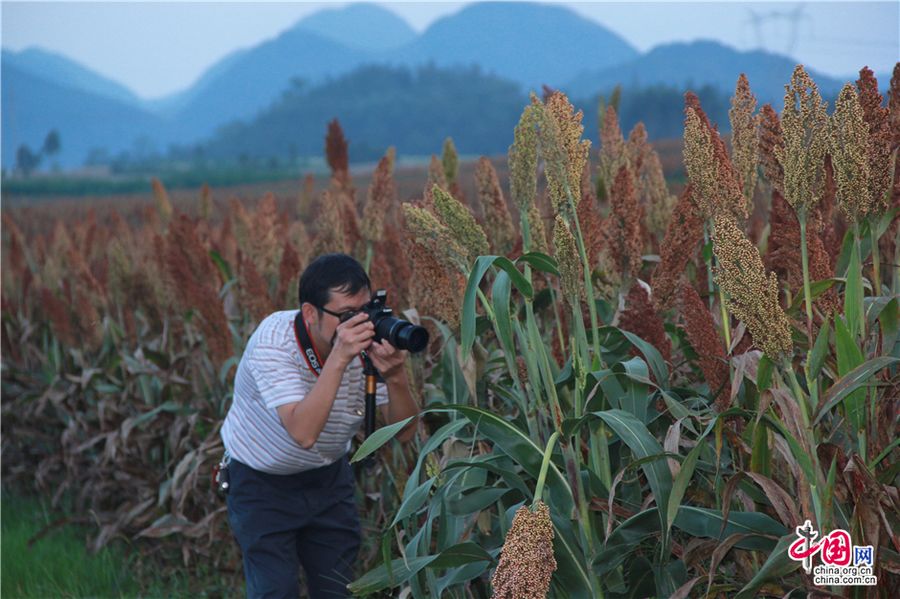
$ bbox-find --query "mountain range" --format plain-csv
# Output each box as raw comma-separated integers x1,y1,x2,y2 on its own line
2,2,859,170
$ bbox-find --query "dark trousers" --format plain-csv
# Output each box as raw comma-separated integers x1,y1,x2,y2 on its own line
226,456,361,599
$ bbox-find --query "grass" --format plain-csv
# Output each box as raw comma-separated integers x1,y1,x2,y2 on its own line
1,491,140,598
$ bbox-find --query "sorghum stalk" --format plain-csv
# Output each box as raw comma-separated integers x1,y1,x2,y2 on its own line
533,431,560,506
780,358,824,528
870,223,881,295
798,213,815,338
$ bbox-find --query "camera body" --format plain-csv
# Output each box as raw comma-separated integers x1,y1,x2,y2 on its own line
340,290,429,353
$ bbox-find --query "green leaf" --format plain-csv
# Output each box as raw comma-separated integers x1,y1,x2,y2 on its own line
448,405,574,515
787,278,837,314
391,478,435,526
844,239,863,340
348,542,490,595
673,506,785,551
444,457,532,499
814,356,899,425
594,509,660,577
209,249,233,281
733,534,800,599
832,315,866,430
461,256,497,362
756,355,773,392
491,256,533,299
666,440,706,538
594,409,672,547
614,357,652,423
516,251,560,275
615,328,670,389
879,297,899,357
834,228,855,277
428,542,493,568
350,416,415,463
491,271,516,357
461,256,533,362
142,348,170,370
875,206,900,238
447,487,512,516
808,318,831,381
597,326,669,390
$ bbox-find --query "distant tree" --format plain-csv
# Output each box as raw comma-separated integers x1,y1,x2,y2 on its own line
15,144,41,176
42,129,61,157
85,147,111,167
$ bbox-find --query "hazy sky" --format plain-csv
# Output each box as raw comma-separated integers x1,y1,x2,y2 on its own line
2,1,898,99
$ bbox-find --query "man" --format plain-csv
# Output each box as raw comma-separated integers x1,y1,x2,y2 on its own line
221,253,419,598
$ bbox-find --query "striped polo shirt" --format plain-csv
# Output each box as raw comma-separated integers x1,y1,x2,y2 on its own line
221,310,388,474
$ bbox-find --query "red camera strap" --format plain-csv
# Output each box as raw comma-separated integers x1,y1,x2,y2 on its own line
293,311,324,377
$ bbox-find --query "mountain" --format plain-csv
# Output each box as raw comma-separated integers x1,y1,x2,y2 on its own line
389,2,638,89
2,47,142,107
202,64,527,162
564,40,846,106
168,2,638,139
144,47,251,117
294,3,416,51
168,28,370,140
2,61,165,168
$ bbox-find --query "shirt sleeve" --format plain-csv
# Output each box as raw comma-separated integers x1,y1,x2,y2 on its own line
247,343,310,410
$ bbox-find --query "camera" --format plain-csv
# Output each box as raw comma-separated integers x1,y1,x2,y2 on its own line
340,290,429,353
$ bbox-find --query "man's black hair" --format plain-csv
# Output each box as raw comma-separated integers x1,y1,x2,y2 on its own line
298,253,371,309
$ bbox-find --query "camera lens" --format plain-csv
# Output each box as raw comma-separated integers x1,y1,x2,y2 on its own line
375,316,429,353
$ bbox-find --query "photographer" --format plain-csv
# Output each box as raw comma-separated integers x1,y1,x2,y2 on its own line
220,253,420,598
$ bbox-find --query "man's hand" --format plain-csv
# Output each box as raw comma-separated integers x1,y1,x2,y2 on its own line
331,312,374,366
367,340,408,381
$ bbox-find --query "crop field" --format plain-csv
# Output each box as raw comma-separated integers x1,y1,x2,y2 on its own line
2,66,899,598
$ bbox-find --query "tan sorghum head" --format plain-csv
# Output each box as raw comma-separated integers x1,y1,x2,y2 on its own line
325,118,349,179
599,105,627,188
151,177,173,227
442,137,459,187
679,281,729,411
402,202,469,273
432,185,489,265
652,184,705,311
509,103,540,212
831,83,871,221
312,190,347,255
490,501,557,599
642,149,677,241
729,74,760,214
407,235,465,330
683,107,719,219
546,92,590,198
553,215,584,307
711,211,793,358
249,193,282,281
606,165,643,278
758,104,785,194
527,204,550,255
362,153,396,244
475,157,517,255
428,154,448,191
618,281,672,363
778,65,829,215
856,67,893,215
684,95,747,221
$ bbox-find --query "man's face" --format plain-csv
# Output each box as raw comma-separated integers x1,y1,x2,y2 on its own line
309,287,371,353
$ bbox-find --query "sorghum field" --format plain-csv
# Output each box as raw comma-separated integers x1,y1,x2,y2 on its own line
3,64,899,598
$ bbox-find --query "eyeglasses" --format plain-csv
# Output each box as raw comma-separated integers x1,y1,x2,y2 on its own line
318,305,360,322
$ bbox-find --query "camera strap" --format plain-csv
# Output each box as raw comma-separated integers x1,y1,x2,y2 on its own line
293,310,368,377
293,311,324,377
